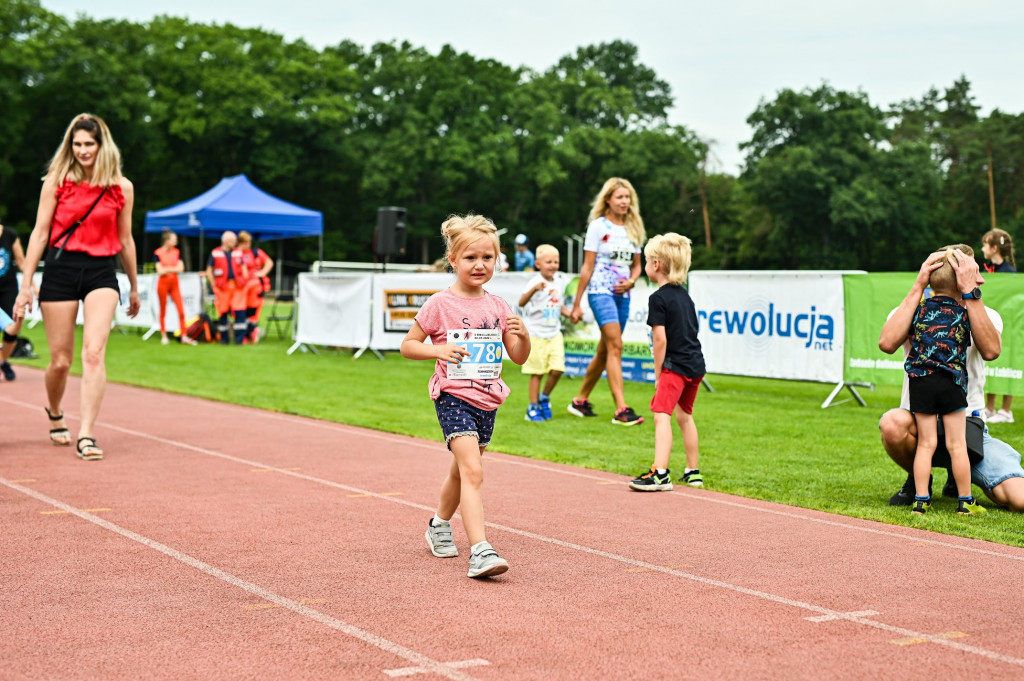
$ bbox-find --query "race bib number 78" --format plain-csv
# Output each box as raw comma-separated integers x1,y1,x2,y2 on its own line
446,329,503,379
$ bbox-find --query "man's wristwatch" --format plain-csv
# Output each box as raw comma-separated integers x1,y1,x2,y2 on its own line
962,287,982,300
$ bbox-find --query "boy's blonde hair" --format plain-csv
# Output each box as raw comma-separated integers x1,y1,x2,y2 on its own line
442,214,500,263
45,113,123,187
237,230,253,246
929,248,960,292
644,232,692,284
534,244,558,260
588,177,646,248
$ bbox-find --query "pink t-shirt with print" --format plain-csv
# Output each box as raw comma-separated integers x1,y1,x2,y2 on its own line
415,288,512,411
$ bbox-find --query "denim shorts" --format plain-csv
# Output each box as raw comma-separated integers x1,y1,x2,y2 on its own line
974,427,1024,490
434,392,496,448
588,292,630,330
881,408,1024,491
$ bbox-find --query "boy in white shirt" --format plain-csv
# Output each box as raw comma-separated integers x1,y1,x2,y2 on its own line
518,244,572,421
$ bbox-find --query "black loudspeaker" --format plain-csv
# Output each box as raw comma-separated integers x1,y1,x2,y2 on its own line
375,206,407,257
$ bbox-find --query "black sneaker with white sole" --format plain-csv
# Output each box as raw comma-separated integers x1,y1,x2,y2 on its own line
889,473,932,506
567,399,597,417
611,406,644,426
629,468,673,492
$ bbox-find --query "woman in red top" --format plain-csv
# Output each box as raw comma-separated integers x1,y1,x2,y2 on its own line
13,113,141,461
154,230,195,345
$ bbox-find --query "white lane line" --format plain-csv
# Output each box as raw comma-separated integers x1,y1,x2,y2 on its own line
5,396,1024,667
0,477,482,681
230,407,1024,563
13,418,1024,669
2,394,1019,561
384,659,490,678
806,610,880,622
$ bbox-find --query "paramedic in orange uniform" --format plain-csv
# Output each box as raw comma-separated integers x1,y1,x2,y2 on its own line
204,231,250,344
237,230,274,343
154,230,195,345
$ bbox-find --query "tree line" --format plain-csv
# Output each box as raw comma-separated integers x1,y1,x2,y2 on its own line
2,0,1021,275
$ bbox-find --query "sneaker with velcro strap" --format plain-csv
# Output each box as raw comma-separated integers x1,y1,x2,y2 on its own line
425,518,459,558
957,498,988,515
467,541,509,578
539,396,553,420
629,467,673,492
524,404,545,423
680,469,704,488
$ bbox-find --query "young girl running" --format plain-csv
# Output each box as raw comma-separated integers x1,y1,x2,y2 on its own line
401,214,531,578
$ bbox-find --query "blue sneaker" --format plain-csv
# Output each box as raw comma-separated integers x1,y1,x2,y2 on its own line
525,404,545,422
538,396,552,420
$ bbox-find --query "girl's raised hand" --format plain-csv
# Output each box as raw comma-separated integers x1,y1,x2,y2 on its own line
506,314,528,341
437,343,471,364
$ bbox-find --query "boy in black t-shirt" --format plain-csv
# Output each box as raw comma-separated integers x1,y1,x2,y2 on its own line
630,233,707,492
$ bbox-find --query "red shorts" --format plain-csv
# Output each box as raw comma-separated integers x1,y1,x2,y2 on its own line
650,369,703,415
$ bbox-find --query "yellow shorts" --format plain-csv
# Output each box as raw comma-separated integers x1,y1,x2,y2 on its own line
522,334,565,375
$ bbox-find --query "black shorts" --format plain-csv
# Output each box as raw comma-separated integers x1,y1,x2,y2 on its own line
38,254,119,303
0,284,15,316
908,370,967,415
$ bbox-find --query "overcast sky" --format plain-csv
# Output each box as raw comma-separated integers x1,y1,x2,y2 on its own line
44,0,1024,173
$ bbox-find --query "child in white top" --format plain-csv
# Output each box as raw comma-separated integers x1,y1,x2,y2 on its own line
401,214,531,578
518,244,572,421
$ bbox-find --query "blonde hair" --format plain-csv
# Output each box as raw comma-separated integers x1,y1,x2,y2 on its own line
237,230,253,246
644,232,692,285
535,244,559,260
442,214,500,263
929,248,959,292
588,177,646,248
983,228,1015,269
161,230,176,245
45,113,123,187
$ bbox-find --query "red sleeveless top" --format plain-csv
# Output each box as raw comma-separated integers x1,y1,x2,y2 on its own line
49,179,125,257
155,247,181,281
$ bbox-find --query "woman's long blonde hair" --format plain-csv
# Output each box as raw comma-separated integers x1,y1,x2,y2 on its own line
587,177,645,248
45,113,123,187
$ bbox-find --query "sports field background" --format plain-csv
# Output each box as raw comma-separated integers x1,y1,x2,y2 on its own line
8,315,1024,548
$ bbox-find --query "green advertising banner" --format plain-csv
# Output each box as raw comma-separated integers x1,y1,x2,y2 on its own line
844,272,1024,395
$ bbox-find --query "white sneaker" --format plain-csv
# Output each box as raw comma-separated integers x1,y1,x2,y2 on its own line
987,410,1010,423
997,409,1014,424
467,541,508,578
425,518,459,558
984,408,996,420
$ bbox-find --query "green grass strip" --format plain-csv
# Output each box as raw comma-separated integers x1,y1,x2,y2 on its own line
11,318,1024,548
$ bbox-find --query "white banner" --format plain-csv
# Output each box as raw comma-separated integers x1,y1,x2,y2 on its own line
689,271,847,383
368,271,537,351
125,273,204,332
295,273,372,348
19,272,202,330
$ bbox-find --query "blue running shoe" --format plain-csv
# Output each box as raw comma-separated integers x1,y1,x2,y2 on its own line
525,404,545,422
538,396,552,420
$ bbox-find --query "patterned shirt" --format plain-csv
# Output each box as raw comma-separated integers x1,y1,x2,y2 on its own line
905,295,971,393
583,217,641,296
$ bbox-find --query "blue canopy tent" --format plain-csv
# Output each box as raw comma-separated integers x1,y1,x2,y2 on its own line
144,174,323,290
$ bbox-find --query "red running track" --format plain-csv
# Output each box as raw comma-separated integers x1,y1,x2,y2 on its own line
2,368,1023,680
